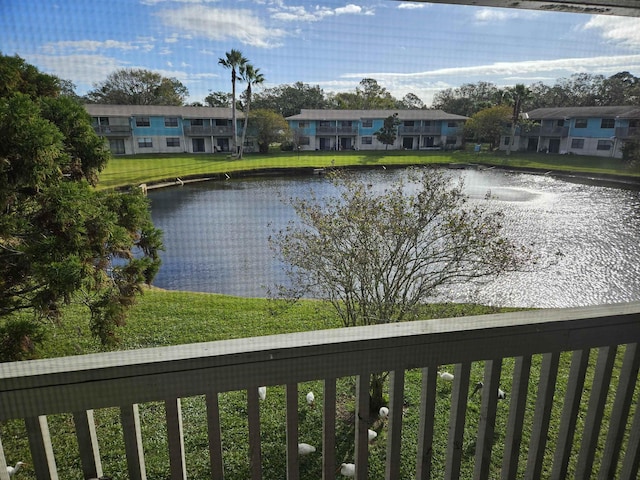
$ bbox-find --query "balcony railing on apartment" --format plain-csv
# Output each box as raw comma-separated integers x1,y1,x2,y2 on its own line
92,125,132,136
183,125,233,136
0,303,639,480
615,126,640,138
316,126,359,135
398,126,442,135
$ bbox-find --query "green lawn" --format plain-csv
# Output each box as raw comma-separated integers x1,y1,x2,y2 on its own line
98,149,639,190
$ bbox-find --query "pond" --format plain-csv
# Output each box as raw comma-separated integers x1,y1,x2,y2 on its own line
148,168,640,308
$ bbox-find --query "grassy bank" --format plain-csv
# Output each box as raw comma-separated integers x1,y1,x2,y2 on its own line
98,149,639,190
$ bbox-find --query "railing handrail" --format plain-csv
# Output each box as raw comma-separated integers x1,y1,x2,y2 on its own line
1,302,639,420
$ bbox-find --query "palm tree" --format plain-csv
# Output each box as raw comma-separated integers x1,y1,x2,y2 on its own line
218,49,248,156
238,63,265,158
505,84,531,156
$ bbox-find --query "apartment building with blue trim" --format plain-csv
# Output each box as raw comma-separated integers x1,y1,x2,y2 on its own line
286,109,468,151
85,104,248,155
501,106,640,158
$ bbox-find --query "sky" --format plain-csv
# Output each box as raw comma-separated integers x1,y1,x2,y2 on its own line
3,0,640,106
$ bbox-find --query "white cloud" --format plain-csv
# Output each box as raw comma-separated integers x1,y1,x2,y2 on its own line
157,6,285,48
270,3,373,22
583,15,640,49
397,2,428,9
24,53,127,88
42,39,139,54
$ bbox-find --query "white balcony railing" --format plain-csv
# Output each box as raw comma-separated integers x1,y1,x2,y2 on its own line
0,302,639,479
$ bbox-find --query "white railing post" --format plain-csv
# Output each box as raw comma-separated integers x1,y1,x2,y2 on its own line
285,383,299,480
444,363,471,480
501,355,531,479
120,404,147,480
205,391,225,479
247,387,262,480
322,378,337,480
385,369,405,480
73,410,103,479
25,415,58,480
416,366,437,480
473,360,502,480
165,398,187,480
354,374,369,480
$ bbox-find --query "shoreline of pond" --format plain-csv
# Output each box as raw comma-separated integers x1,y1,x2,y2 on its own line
140,162,640,192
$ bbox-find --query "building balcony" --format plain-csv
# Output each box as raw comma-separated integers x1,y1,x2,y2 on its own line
398,126,441,135
615,126,640,138
316,126,359,135
1,302,639,479
183,125,233,136
93,125,132,136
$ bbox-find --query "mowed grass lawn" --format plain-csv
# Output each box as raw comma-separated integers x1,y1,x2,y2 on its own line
98,148,639,190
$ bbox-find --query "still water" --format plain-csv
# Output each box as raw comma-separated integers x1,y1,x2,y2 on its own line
149,169,640,308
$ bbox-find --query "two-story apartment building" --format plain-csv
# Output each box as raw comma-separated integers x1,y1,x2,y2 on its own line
286,109,468,151
501,106,640,158
85,104,250,155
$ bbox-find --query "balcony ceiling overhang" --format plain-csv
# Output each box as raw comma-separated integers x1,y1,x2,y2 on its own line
394,1,640,17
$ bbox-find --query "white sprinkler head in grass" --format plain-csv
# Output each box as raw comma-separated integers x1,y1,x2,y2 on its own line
298,443,316,455
379,406,389,419
306,391,315,406
339,463,356,477
258,386,266,401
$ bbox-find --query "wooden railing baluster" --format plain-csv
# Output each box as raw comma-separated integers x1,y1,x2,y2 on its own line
354,374,370,480
550,348,590,480
473,359,502,480
524,352,560,480
416,366,437,480
73,410,103,480
598,343,640,480
501,355,531,480
444,363,470,480
120,404,147,480
205,391,225,479
322,378,337,480
385,369,405,480
165,398,187,480
0,432,11,480
247,387,262,480
25,415,58,480
575,346,617,478
285,383,299,480
619,391,640,480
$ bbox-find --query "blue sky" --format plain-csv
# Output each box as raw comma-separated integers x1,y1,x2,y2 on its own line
3,0,640,106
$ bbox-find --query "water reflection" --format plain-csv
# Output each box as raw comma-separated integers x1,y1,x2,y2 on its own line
149,169,640,308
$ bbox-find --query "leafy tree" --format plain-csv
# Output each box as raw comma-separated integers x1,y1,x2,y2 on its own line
271,168,531,411
503,84,532,155
248,109,290,153
600,71,640,105
621,135,640,171
329,78,398,110
238,63,265,158
375,113,400,149
398,92,426,109
252,82,329,118
86,68,188,105
219,49,249,156
464,105,511,150
0,55,162,357
204,91,232,107
431,81,501,116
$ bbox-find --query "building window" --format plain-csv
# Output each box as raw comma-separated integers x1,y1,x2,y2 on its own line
135,117,150,127
600,118,615,129
447,121,457,128
503,136,510,146
362,136,372,145
215,119,228,126
557,119,565,127
319,121,331,128
165,117,178,127
191,119,204,126
361,119,373,128
138,137,152,148
99,117,110,126
404,121,415,127
298,136,310,145
574,119,588,128
597,140,612,150
166,137,180,147
446,137,457,145
571,138,585,149
298,121,308,128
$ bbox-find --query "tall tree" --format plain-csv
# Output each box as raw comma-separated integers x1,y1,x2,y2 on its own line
330,78,398,110
86,68,188,105
398,92,426,109
238,63,265,158
431,81,501,116
464,105,511,150
375,113,400,149
504,84,532,155
271,168,531,410
204,91,232,107
252,82,328,117
248,109,290,153
0,55,162,357
219,49,249,156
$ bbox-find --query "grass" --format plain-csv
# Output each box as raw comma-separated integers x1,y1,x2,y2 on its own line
97,148,639,190
1,291,637,479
